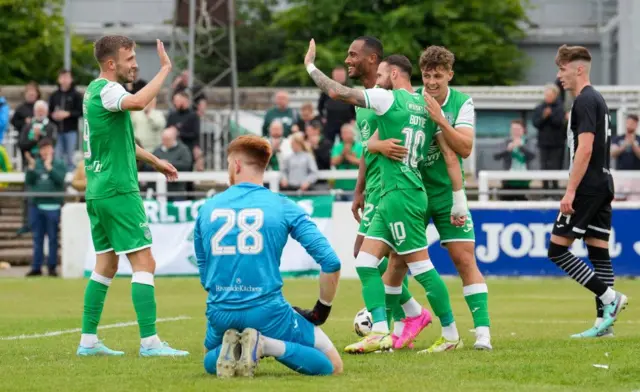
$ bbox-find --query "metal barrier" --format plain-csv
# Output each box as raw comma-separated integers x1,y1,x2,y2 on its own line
477,170,640,202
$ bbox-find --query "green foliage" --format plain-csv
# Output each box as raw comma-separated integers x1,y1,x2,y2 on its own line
0,0,95,85
248,0,529,86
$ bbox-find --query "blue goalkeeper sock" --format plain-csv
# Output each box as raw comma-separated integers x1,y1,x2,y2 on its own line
204,346,222,374
276,341,333,376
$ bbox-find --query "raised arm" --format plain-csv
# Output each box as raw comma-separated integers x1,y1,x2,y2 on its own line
304,39,367,107
120,40,172,111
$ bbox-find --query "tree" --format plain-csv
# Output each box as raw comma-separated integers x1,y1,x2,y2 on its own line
0,0,95,85
251,0,529,86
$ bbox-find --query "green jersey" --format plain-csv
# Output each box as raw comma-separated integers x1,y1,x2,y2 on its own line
83,79,139,200
417,87,475,197
363,88,440,196
354,104,380,193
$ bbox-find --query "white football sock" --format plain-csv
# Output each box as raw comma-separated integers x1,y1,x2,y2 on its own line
475,326,490,339
393,321,405,337
372,321,389,334
401,298,423,318
141,334,162,349
80,333,99,348
262,336,286,357
599,288,616,305
442,322,459,341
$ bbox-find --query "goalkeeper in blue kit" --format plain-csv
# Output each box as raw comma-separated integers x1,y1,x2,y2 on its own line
194,135,343,378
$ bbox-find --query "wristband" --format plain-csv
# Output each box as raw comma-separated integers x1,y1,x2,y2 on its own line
306,63,317,74
452,189,467,206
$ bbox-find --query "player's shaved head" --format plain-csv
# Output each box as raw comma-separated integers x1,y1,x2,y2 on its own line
381,55,412,77
355,36,383,63
94,35,135,64
227,135,272,171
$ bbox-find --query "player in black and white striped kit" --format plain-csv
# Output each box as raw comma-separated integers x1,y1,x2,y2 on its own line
548,45,628,338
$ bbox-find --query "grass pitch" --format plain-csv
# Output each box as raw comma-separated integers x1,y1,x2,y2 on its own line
0,277,638,392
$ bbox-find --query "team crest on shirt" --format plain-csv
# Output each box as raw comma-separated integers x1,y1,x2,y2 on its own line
359,120,371,140
444,112,454,124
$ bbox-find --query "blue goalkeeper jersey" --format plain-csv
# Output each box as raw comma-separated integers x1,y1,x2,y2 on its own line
194,182,341,310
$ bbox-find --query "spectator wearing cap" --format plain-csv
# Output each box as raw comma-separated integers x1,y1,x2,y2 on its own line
24,138,66,277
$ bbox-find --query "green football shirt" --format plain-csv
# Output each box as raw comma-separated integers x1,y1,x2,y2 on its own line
417,87,474,197
363,88,440,196
83,79,139,200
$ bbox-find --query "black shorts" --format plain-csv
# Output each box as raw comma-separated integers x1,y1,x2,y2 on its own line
551,192,613,241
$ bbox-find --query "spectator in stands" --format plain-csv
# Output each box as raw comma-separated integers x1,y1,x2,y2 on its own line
266,120,292,171
123,69,147,94
0,89,8,144
611,114,640,200
167,90,201,160
305,120,333,189
493,119,536,201
171,70,205,107
11,82,41,136
293,101,321,135
262,90,297,137
148,127,193,201
132,98,166,151
318,66,355,143
533,83,566,192
193,97,208,171
24,138,66,277
279,133,318,192
17,100,58,236
19,100,58,158
331,123,363,201
49,69,83,172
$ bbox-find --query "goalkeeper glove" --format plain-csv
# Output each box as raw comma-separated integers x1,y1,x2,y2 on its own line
293,299,332,326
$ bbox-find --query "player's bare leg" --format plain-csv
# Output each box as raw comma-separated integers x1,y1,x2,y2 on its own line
345,238,393,354
548,234,627,338
128,248,189,356
78,251,124,356
447,242,491,350
383,254,431,349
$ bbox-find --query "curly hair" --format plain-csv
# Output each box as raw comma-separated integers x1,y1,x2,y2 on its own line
419,46,455,72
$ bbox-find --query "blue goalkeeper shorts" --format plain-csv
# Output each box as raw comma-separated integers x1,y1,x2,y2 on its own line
204,298,316,350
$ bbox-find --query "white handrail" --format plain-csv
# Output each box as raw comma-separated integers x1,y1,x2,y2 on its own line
0,169,360,207
477,170,640,202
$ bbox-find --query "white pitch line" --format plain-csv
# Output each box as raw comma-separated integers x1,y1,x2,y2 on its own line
0,316,192,341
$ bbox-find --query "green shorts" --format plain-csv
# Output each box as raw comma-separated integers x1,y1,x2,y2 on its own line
426,191,475,245
366,189,428,255
86,192,152,255
357,187,382,236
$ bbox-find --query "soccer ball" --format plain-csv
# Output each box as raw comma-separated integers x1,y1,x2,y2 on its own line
353,307,373,337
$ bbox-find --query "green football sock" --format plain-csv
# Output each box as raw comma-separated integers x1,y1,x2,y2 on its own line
131,272,157,339
81,275,111,334
377,257,408,322
356,266,387,323
464,284,491,328
410,261,455,327
385,286,402,327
